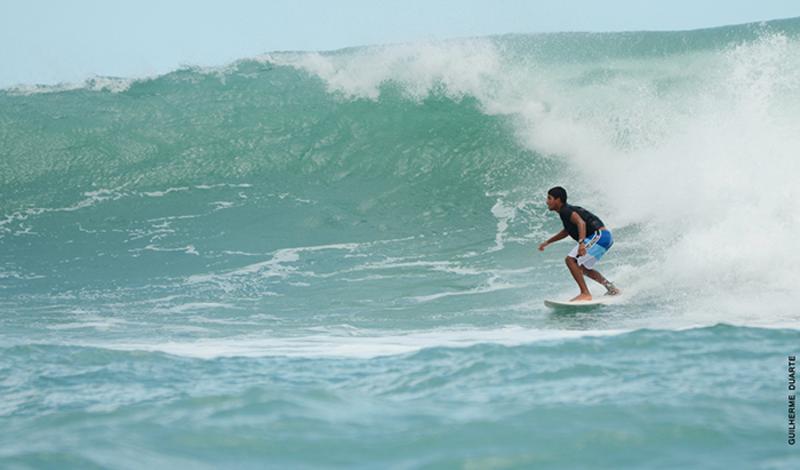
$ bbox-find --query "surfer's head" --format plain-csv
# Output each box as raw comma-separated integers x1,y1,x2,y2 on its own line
547,186,567,210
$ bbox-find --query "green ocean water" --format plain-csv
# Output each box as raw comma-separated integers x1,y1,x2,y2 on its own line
1,18,799,469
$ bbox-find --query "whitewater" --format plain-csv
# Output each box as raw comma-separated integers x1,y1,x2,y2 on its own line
1,18,799,468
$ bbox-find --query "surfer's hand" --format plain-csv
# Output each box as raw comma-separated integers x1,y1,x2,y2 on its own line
538,242,548,251
577,244,587,256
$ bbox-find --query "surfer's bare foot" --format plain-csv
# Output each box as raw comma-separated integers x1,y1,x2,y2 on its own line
570,293,592,302
604,287,621,296
603,281,620,296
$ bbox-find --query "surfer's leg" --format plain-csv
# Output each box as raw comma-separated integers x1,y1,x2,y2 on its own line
581,266,607,284
580,266,620,295
565,256,592,301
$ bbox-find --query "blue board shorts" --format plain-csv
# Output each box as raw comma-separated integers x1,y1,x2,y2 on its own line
568,229,613,270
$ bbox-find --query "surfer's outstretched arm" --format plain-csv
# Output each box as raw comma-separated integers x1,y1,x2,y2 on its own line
539,229,568,251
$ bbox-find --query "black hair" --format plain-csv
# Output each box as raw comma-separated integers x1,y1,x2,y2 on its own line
547,186,567,203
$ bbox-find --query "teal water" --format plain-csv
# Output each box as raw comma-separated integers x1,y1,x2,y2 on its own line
2,18,800,468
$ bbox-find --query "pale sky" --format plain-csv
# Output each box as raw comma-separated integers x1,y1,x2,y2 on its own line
0,0,798,88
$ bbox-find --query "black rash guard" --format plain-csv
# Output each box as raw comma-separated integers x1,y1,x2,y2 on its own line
558,204,605,241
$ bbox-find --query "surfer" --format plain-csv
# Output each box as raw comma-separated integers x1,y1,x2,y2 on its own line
539,186,620,301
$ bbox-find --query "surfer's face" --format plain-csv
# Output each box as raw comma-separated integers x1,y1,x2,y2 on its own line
546,194,561,211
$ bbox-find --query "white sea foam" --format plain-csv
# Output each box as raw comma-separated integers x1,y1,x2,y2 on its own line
132,244,199,256
0,179,142,238
265,39,502,102
486,192,525,253
350,258,483,276
409,275,525,303
5,76,137,95
46,314,131,332
141,187,190,197
186,242,360,286
186,236,423,287
87,326,631,359
0,179,253,239
162,302,239,314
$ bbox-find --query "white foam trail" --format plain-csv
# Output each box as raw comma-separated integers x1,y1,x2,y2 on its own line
162,302,239,314
46,314,132,332
348,258,483,276
186,242,359,285
0,177,142,235
85,326,631,359
186,236,423,286
0,179,252,238
132,244,199,256
409,275,524,303
141,187,190,197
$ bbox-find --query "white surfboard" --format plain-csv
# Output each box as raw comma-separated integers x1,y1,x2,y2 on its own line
544,296,617,310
